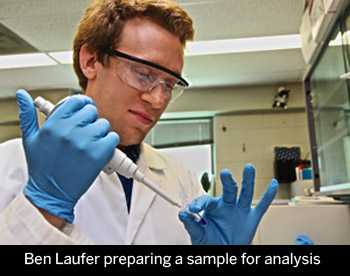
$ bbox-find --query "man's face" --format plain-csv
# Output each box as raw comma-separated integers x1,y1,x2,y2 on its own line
84,17,184,147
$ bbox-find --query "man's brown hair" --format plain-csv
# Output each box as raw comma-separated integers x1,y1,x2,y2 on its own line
73,0,195,91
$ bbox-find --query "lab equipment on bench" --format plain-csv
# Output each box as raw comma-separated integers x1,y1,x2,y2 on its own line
34,96,207,226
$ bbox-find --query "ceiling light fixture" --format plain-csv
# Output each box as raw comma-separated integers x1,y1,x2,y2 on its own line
0,34,302,69
48,51,73,64
0,53,57,69
184,34,302,56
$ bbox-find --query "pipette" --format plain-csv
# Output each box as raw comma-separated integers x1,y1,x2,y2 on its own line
33,96,182,209
34,96,208,225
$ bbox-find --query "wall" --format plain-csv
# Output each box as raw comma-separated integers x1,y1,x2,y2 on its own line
0,97,21,142
165,82,310,199
214,110,309,199
165,83,306,117
0,89,74,142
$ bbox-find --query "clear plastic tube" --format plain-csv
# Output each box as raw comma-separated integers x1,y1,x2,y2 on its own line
182,204,207,226
179,192,207,226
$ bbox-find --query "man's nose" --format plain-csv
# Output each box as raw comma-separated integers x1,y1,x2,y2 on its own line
141,82,166,108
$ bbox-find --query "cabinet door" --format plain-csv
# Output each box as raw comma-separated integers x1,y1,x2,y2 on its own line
310,18,350,189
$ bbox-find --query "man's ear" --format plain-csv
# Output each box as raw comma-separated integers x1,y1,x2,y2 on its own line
79,44,98,80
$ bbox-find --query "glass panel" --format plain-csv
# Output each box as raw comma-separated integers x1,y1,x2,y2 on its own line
310,20,350,189
144,118,213,148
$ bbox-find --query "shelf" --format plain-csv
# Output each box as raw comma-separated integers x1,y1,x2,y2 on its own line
0,120,20,126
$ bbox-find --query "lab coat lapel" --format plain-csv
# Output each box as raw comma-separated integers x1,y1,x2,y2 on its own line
123,143,167,245
124,167,163,244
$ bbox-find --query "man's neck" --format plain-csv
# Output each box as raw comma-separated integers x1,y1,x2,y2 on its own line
118,145,128,152
118,144,141,163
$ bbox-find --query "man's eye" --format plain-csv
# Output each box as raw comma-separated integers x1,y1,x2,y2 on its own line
166,78,178,89
132,65,155,82
136,71,152,81
164,82,174,90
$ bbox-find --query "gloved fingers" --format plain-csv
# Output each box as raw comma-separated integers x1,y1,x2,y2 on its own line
254,179,278,216
80,118,118,161
75,104,99,125
51,94,94,119
16,89,39,143
90,118,112,138
98,131,119,154
238,163,255,210
188,195,219,213
178,210,206,243
220,169,238,204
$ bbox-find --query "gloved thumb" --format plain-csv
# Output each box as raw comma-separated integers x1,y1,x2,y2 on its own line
16,89,39,143
178,210,205,244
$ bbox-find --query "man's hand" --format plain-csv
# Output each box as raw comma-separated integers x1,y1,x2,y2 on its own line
179,164,278,245
16,90,119,224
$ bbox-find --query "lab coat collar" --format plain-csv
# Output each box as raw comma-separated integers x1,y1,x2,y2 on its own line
139,142,167,170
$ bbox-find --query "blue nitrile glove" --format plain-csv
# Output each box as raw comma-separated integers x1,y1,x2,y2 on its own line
295,235,314,245
179,164,278,245
16,90,119,223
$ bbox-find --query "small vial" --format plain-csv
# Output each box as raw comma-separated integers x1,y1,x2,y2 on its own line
179,192,207,227
183,205,207,226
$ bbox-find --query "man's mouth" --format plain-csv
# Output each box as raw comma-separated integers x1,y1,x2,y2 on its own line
129,110,154,125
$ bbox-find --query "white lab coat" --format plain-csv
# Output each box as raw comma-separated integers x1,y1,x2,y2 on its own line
0,139,205,245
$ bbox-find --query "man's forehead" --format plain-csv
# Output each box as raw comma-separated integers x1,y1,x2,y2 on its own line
117,17,184,72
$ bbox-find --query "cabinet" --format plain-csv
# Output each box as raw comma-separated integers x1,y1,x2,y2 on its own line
305,7,350,198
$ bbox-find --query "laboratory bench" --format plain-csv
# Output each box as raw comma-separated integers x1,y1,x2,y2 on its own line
252,203,350,245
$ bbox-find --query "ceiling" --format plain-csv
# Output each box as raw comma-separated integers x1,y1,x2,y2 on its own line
0,0,306,99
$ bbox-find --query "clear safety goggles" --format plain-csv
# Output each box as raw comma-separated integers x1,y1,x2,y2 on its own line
103,48,189,102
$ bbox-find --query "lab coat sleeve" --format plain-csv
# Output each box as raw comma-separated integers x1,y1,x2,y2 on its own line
0,139,94,245
0,192,94,245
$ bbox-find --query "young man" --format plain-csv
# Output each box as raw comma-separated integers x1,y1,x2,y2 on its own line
0,0,278,245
